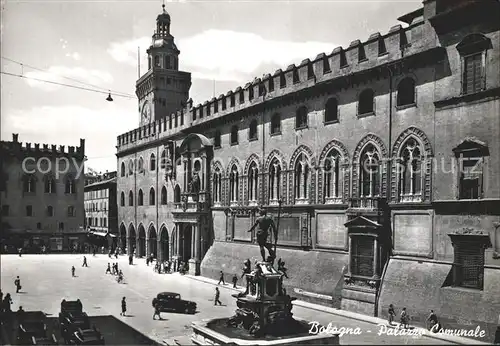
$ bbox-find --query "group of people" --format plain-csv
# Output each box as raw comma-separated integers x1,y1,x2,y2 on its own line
105,262,124,283
388,305,440,331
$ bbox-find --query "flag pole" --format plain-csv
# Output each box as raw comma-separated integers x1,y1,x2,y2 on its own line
138,46,140,79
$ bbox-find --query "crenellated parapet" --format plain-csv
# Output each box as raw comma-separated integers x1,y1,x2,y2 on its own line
1,133,85,159
117,5,438,153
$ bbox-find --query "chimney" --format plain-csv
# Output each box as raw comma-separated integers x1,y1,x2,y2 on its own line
12,133,19,143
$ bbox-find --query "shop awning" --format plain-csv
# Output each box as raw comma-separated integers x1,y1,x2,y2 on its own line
87,231,117,238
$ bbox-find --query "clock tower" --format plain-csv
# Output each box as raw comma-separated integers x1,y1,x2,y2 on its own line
136,4,191,126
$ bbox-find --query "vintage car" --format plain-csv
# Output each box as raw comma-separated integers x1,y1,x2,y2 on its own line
68,327,105,345
30,335,58,345
152,292,196,314
59,299,90,342
17,320,49,344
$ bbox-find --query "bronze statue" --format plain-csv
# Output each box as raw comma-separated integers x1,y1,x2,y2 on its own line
248,207,277,262
277,258,288,278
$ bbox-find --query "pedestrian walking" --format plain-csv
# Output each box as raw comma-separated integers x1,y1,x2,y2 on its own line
18,248,22,257
106,263,111,274
128,254,133,265
152,300,162,320
71,266,76,277
427,310,439,331
388,304,396,325
82,256,88,267
3,293,13,313
116,263,119,274
232,274,238,288
217,271,225,285
400,307,409,329
92,247,96,256
214,287,222,306
120,297,127,316
14,276,21,293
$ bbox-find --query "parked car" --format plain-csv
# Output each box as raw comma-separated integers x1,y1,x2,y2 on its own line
17,320,48,344
59,299,90,343
152,292,196,314
30,334,58,345
68,327,105,345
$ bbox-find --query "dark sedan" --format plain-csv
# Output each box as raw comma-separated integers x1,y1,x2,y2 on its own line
68,327,105,345
152,292,196,314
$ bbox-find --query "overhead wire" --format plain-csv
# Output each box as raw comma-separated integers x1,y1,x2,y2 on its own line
1,56,137,99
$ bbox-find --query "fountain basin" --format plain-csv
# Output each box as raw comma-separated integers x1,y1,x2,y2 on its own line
191,318,339,345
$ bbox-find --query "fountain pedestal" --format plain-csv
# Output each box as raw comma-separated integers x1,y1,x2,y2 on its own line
191,261,339,345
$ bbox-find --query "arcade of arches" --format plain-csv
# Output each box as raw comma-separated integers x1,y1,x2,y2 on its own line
121,223,171,262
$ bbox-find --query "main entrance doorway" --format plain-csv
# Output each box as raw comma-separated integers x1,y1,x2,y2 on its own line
179,225,192,263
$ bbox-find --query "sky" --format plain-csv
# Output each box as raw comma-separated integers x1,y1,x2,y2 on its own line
0,0,421,174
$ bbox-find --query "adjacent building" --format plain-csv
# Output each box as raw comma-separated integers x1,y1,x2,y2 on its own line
116,0,500,341
84,171,118,250
0,134,86,252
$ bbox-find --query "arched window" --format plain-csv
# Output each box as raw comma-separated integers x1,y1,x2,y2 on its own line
249,120,258,140
397,78,416,107
138,189,144,206
129,160,134,175
120,192,125,206
129,191,134,206
229,165,239,204
456,34,491,95
358,89,375,115
323,150,342,203
149,187,155,205
325,98,338,123
161,186,167,205
174,185,181,203
214,130,221,148
154,55,160,67
65,177,76,194
271,114,281,135
138,157,144,173
268,158,281,204
160,150,166,169
359,144,381,197
45,176,56,194
121,162,125,177
294,153,309,203
231,125,239,145
398,138,422,202
24,175,36,193
150,153,156,171
213,168,222,203
295,106,308,129
248,162,258,204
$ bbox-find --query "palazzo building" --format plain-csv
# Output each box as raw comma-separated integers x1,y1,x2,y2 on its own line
116,1,500,340
0,134,86,252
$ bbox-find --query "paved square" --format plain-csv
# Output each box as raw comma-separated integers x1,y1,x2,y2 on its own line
1,254,455,345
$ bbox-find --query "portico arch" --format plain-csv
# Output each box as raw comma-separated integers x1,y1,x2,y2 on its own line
160,226,169,262
148,225,157,258
138,224,146,257
119,223,127,252
128,224,136,256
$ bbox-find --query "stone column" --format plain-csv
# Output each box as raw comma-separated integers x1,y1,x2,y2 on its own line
373,237,379,278
157,238,162,262
300,164,306,199
189,223,201,275
274,166,279,200
183,158,188,192
201,153,207,191
347,236,352,275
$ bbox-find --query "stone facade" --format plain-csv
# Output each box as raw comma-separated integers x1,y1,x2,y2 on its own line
0,134,86,252
116,1,500,341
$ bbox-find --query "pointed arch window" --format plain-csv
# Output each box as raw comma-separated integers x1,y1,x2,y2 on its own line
24,175,36,193
398,138,423,202
229,165,239,205
149,187,155,205
268,159,281,205
129,191,134,206
174,185,181,203
129,160,134,175
150,153,156,171
248,162,259,205
65,177,76,194
359,144,381,198
213,168,222,204
294,153,310,204
323,150,342,203
161,186,167,205
214,130,221,148
120,192,125,207
45,176,56,194
138,157,144,173
138,189,144,206
121,162,126,177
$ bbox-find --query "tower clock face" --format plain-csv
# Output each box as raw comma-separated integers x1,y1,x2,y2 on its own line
142,102,151,123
